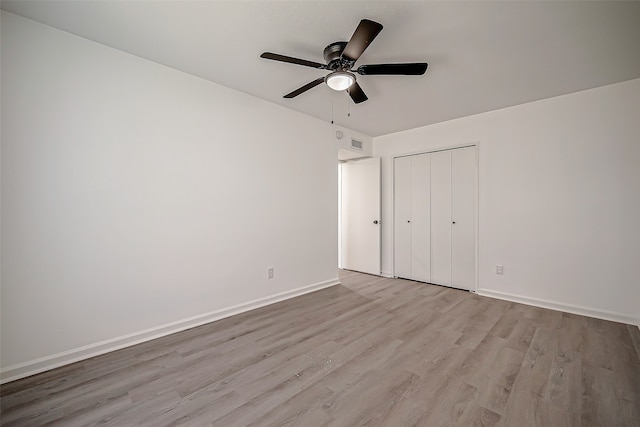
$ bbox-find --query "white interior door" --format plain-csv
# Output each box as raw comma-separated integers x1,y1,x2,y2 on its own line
430,150,452,286
341,157,381,275
393,156,412,278
451,147,477,290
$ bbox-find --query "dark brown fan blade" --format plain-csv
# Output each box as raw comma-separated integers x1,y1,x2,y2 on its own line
347,82,368,104
260,52,327,69
341,19,383,62
283,77,325,98
357,63,428,75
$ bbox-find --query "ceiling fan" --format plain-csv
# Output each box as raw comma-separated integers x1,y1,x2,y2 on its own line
260,19,428,104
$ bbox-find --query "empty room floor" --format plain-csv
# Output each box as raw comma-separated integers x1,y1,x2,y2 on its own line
1,270,639,426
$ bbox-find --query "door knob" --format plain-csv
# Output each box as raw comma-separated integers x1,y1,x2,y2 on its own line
452,221,456,224
373,220,379,224
407,220,411,223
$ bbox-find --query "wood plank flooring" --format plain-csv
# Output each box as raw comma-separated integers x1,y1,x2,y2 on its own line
1,270,639,426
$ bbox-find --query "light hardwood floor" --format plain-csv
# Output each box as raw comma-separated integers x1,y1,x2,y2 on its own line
1,270,639,426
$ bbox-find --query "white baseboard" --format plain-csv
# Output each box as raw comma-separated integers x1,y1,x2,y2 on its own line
380,271,394,278
477,288,639,326
1,278,340,384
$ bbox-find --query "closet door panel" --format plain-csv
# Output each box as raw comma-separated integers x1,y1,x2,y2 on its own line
451,147,476,290
410,153,431,283
430,150,452,286
393,156,412,279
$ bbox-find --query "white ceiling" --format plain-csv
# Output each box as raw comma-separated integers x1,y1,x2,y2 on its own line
3,1,640,137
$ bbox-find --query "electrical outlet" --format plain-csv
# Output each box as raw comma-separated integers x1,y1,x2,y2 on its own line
496,265,504,275
267,267,274,279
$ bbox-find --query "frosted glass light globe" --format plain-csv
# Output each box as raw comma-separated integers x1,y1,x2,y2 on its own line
325,71,355,91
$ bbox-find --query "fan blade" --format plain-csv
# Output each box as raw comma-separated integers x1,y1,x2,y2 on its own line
260,52,327,69
347,82,368,104
357,63,428,75
284,77,325,98
341,19,383,62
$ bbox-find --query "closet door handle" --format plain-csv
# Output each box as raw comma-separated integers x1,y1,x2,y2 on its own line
373,220,379,224
452,221,456,224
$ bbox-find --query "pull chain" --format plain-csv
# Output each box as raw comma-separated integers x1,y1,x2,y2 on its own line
331,94,334,124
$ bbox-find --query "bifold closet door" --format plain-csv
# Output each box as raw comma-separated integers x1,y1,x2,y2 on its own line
394,146,475,290
394,154,431,282
451,147,476,290
393,156,412,279
410,154,431,282
430,150,452,286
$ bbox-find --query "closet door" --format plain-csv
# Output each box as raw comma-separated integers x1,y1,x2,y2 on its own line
393,156,412,279
410,153,431,282
430,150,452,286
451,147,476,290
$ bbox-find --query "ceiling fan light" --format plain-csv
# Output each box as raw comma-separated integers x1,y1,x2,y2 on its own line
325,71,355,91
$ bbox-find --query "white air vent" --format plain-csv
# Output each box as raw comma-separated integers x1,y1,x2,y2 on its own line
351,139,363,150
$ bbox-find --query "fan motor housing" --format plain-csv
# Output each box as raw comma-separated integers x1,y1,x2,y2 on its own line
324,42,353,70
